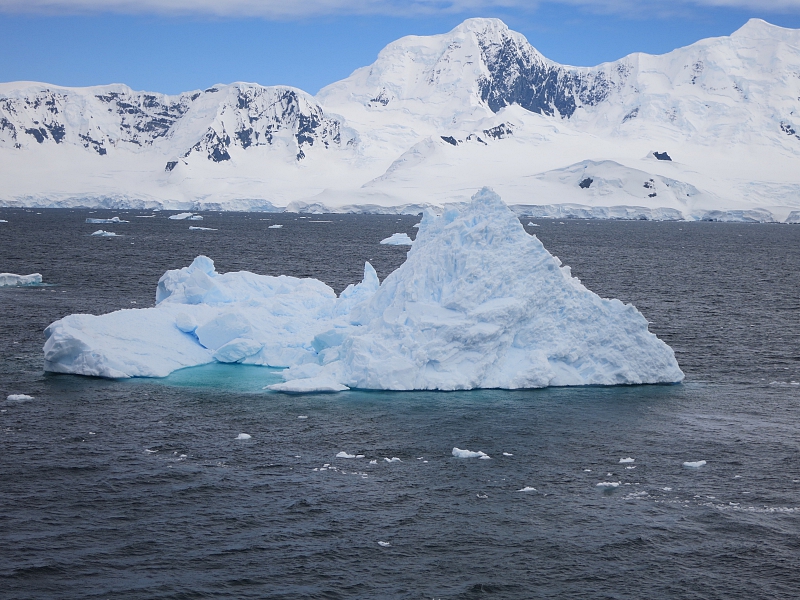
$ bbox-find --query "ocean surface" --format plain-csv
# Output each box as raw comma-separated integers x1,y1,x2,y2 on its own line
1,209,799,599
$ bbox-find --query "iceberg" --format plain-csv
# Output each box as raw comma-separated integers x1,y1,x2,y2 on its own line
91,230,119,237
380,233,414,245
169,212,195,220
43,188,684,390
86,217,129,224
1,273,42,287
189,226,217,231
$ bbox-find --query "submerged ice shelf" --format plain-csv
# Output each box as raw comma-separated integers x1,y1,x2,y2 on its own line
43,188,684,390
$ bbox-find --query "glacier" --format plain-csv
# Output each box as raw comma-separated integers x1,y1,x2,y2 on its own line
43,188,683,390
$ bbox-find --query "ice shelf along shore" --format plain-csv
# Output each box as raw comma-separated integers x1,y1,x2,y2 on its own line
43,188,684,390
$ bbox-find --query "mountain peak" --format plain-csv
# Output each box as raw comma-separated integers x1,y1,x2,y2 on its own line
731,18,799,40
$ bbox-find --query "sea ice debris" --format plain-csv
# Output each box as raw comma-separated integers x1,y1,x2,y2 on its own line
189,226,217,231
452,447,490,459
169,212,194,220
297,415,308,419
236,433,252,440
596,481,621,488
518,486,537,492
268,224,283,229
91,230,119,237
619,457,635,463
380,232,413,245
683,460,707,468
6,394,34,401
267,377,349,393
503,452,513,456
0,273,42,287
86,217,129,223
384,457,401,462
336,451,356,459
378,541,391,547
527,222,539,227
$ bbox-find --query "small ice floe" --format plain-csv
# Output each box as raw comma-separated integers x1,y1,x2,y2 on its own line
662,487,672,491
189,226,217,231
0,219,7,223
268,224,283,229
384,457,401,463
377,541,391,547
596,481,621,489
583,469,592,472
85,217,129,224
6,394,34,401
476,493,488,499
336,451,358,459
145,449,158,454
369,460,377,465
412,223,420,228
619,457,635,464
188,215,203,221
89,432,96,435
626,466,636,470
236,433,252,440
452,447,490,459
0,273,42,287
297,415,308,420
380,233,413,246
417,456,424,460
527,222,539,227
734,475,741,478
266,378,349,393
91,230,119,237
517,486,537,492
683,460,707,468
135,215,156,218
169,212,195,220
503,452,513,456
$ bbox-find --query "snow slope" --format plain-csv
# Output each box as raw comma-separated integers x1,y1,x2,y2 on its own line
3,19,800,220
43,188,683,390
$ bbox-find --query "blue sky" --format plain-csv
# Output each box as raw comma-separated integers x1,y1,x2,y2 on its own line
1,1,800,94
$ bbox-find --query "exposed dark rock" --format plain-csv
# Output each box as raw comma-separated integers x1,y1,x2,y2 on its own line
654,151,672,161
25,127,47,143
441,135,459,146
165,160,178,172
579,177,593,189
623,107,639,123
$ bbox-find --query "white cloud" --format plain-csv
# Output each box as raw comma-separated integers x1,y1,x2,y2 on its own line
0,0,798,17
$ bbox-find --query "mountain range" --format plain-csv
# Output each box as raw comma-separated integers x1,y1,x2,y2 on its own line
2,17,800,222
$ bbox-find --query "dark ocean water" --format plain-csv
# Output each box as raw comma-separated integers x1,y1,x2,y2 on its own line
1,209,799,599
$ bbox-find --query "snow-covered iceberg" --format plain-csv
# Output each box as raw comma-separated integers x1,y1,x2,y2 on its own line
380,233,414,246
1,273,42,287
43,188,683,389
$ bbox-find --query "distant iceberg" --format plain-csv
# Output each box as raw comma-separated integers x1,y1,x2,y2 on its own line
43,188,684,390
1,273,43,287
380,232,414,245
91,230,119,237
86,217,129,224
169,212,195,220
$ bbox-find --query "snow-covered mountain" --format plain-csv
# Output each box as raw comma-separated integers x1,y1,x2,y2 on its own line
2,18,800,220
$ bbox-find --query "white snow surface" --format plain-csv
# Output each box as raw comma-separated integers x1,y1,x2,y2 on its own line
2,19,800,220
43,188,684,390
0,273,42,287
380,232,414,245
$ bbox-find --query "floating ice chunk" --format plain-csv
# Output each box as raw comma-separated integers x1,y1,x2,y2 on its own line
336,451,356,459
268,224,283,229
169,212,194,220
584,469,592,472
527,222,539,227
596,481,621,488
91,230,119,237
369,460,377,464
86,217,129,224
44,188,683,387
189,226,217,231
188,215,203,221
297,415,308,419
236,433,252,440
0,219,7,223
377,541,391,547
384,457,401,462
356,454,365,458
6,394,34,401
503,452,513,456
0,273,42,287
683,460,707,468
619,457,635,463
380,232,413,245
452,447,490,459
266,377,349,393
626,466,636,470
517,486,537,492
662,487,672,491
